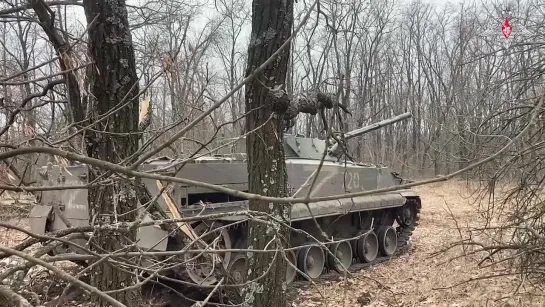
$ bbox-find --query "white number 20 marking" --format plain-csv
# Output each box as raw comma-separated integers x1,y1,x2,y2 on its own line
344,171,360,190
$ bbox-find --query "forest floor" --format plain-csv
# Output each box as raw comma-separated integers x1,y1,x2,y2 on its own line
291,181,545,307
1,181,544,306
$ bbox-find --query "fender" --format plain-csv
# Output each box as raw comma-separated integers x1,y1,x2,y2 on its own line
29,205,53,235
399,189,420,199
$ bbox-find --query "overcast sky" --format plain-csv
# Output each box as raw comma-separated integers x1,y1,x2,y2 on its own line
66,0,455,33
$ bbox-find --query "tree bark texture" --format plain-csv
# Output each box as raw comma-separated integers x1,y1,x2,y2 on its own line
82,0,141,304
243,0,294,306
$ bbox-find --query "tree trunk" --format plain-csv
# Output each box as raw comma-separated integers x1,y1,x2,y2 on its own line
82,0,141,304
243,0,294,306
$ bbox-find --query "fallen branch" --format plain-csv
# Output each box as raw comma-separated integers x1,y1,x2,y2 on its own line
0,285,33,307
0,246,126,307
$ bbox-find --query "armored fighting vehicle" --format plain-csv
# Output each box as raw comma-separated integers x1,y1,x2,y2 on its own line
29,112,421,286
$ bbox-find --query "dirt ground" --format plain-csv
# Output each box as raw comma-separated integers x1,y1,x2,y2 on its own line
293,181,545,307
1,182,545,307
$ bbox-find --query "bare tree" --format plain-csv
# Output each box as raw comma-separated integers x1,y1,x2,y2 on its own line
242,0,294,305
76,0,144,304
1,0,545,306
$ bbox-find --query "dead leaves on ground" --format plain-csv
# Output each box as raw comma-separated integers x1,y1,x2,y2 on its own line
291,182,545,307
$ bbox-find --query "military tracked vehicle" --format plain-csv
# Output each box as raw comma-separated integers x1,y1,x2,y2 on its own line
29,112,421,286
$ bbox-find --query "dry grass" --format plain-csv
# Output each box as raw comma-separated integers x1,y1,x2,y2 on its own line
293,180,545,307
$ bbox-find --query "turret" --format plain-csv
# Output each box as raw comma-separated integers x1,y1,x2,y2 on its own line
283,112,412,161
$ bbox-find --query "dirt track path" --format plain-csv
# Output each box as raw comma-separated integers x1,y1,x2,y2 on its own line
293,181,545,307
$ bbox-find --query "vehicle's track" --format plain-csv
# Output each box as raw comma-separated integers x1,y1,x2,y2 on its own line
291,199,421,286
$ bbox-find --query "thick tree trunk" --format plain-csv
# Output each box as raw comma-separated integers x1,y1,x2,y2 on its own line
82,0,141,304
243,0,294,306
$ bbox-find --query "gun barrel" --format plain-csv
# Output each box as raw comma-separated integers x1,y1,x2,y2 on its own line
328,112,412,155
343,112,412,141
